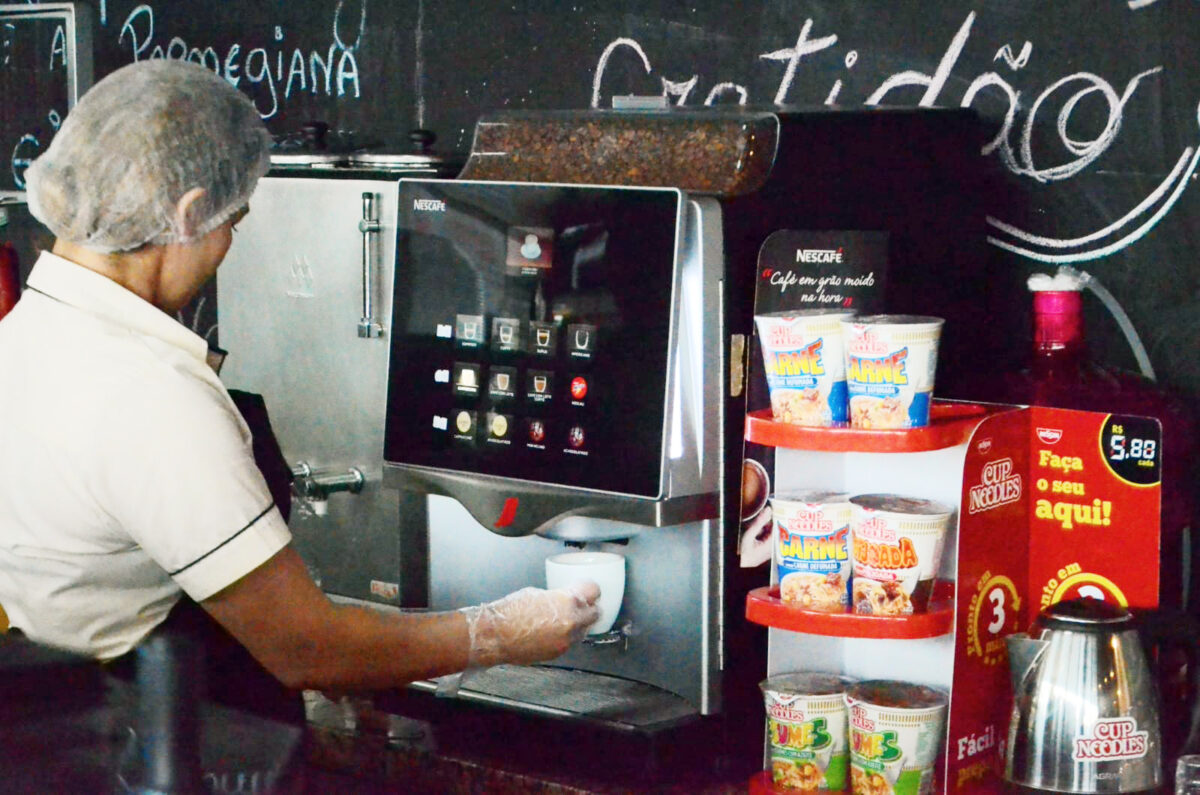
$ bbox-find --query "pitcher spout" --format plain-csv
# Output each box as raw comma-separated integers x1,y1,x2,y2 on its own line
1005,633,1048,694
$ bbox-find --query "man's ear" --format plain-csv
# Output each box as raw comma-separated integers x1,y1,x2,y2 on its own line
173,187,208,240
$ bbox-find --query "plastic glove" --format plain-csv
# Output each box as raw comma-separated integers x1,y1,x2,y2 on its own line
460,582,601,668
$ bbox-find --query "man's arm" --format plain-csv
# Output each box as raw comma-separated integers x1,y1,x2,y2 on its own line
200,544,598,691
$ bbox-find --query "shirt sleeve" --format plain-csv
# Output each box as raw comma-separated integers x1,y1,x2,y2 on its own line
101,374,292,602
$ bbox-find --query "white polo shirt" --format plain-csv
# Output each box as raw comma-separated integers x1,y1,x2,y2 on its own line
0,251,291,660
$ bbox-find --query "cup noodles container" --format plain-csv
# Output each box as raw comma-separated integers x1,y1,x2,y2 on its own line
755,310,855,427
772,491,853,612
761,672,854,791
846,680,948,795
849,495,952,615
841,315,944,429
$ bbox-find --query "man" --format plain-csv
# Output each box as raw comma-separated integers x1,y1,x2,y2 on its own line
0,59,598,722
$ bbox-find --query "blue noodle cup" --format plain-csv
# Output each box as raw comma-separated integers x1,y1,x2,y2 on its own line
772,490,853,613
842,315,944,429
755,310,855,427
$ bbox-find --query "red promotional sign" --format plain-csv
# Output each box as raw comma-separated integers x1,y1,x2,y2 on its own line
945,406,1161,792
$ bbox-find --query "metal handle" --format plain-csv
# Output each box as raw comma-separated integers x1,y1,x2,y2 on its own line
358,192,383,338
291,460,366,501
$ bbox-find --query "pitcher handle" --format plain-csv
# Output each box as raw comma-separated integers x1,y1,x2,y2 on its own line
1133,608,1200,758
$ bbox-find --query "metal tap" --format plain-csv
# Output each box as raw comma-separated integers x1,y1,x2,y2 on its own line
582,619,634,651
291,461,365,516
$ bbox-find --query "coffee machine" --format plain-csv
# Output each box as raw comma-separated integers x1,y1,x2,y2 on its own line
380,179,726,725
217,107,990,779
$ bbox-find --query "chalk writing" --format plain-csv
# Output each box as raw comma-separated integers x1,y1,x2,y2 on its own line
590,9,1196,266
118,5,361,120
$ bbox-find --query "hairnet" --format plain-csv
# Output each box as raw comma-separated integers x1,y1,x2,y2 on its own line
25,59,271,253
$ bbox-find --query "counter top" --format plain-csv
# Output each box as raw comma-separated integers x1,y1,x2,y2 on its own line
302,691,754,794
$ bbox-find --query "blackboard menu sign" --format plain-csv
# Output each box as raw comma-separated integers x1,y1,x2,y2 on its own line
0,3,93,197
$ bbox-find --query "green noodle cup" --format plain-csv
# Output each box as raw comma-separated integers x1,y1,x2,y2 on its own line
845,680,948,795
761,673,853,791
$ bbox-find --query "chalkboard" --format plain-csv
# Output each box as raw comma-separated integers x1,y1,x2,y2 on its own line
0,3,92,196
5,1,1200,398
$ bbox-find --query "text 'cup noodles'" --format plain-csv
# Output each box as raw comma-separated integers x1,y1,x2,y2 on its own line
846,680,948,795
755,310,855,427
772,491,853,613
850,494,952,615
841,315,944,429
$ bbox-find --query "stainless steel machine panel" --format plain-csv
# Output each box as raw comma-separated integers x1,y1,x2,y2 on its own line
217,176,406,604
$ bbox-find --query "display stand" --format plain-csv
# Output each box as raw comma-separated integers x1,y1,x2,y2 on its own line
743,400,1162,793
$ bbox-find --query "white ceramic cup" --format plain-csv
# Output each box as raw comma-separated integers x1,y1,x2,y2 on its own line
545,551,625,635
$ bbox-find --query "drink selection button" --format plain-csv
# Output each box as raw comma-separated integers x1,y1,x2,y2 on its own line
565,423,588,455
486,412,513,446
453,362,482,397
567,323,596,360
569,375,589,405
525,418,548,448
455,314,486,349
452,410,478,445
529,322,557,357
491,317,522,353
526,370,554,404
489,366,517,401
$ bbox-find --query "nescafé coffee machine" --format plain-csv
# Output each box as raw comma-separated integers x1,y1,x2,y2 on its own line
382,179,726,725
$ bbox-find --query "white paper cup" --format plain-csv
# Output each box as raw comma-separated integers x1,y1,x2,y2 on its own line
842,315,944,429
545,551,625,635
756,310,855,427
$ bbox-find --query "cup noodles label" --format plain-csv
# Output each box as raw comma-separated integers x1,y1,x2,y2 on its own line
842,317,943,429
763,687,849,791
756,312,853,427
773,495,853,612
1073,718,1149,762
847,690,947,795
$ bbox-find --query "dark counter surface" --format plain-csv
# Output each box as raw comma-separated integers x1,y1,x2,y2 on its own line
302,691,754,794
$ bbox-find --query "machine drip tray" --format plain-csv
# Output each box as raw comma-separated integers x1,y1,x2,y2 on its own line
409,665,700,733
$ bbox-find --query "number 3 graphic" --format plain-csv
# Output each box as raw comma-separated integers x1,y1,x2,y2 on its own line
987,587,1006,634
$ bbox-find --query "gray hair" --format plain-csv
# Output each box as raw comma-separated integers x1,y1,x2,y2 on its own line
25,59,271,253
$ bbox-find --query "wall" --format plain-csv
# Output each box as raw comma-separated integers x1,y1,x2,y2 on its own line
4,0,1200,397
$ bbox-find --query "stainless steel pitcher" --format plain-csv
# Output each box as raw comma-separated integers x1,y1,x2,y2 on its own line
1005,597,1161,793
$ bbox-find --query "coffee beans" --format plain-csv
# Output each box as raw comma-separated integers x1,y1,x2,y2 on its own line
460,111,778,197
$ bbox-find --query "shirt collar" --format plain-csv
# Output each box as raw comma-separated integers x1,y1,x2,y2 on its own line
25,251,210,365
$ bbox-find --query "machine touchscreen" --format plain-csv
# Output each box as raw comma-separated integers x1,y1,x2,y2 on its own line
383,180,683,498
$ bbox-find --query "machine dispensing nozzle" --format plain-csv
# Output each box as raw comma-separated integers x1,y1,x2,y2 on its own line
582,620,634,650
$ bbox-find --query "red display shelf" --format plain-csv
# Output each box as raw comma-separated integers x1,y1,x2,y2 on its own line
745,580,956,639
748,770,783,795
744,399,1011,453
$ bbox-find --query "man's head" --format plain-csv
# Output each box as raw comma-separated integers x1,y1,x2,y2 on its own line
25,59,270,254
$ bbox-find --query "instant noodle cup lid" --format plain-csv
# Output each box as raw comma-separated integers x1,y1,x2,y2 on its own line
756,309,857,319
772,489,851,505
846,679,947,710
850,493,952,517
761,672,853,697
845,314,944,327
